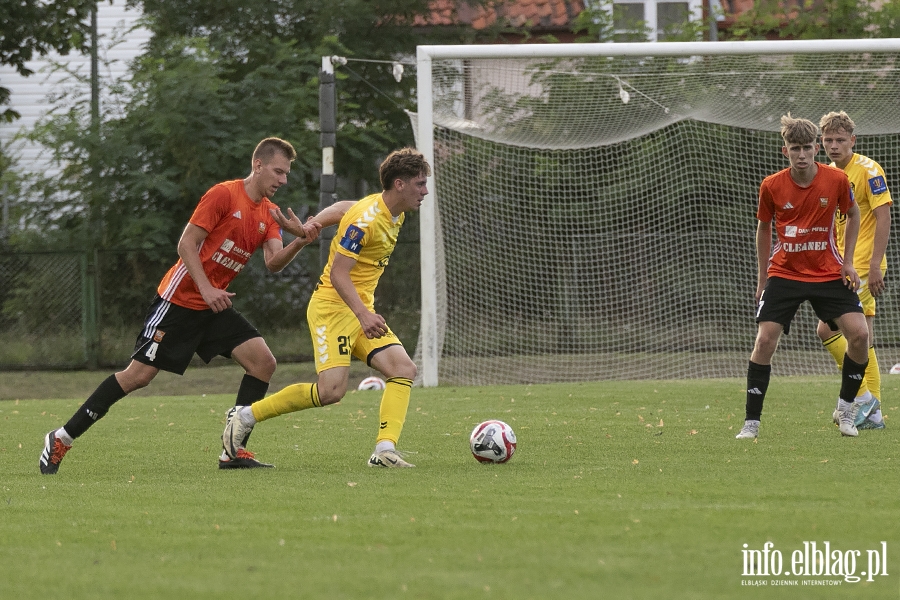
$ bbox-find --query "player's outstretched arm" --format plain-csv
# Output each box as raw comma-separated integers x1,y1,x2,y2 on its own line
311,200,355,228
270,207,322,241
263,209,323,273
263,232,318,273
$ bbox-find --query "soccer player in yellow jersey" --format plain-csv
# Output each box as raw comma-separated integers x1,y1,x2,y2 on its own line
222,148,431,467
816,111,891,430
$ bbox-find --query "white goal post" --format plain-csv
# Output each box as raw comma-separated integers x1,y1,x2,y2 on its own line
415,39,900,387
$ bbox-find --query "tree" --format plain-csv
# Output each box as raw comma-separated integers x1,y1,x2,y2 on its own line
727,0,900,39
13,0,495,326
0,0,108,123
128,0,496,187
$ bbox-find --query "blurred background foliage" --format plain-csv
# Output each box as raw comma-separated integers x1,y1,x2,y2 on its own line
1,0,502,367
2,0,900,368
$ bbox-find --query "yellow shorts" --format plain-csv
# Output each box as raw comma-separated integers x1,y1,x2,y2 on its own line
858,282,876,317
306,295,403,372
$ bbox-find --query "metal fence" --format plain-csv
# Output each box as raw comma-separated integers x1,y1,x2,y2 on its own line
0,238,423,370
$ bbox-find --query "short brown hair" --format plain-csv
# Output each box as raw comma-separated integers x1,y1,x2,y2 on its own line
819,111,855,135
379,147,431,190
253,137,297,164
780,114,818,145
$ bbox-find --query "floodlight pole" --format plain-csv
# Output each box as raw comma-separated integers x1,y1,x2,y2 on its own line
319,56,339,268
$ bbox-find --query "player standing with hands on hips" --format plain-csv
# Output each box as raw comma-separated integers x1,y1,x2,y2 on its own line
814,111,891,431
223,148,430,468
39,137,348,474
737,115,869,440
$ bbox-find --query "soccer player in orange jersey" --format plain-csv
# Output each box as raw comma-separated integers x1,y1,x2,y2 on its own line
39,138,349,474
814,111,891,431
737,115,869,440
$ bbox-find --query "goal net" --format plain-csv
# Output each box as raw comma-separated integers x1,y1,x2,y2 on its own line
413,40,900,386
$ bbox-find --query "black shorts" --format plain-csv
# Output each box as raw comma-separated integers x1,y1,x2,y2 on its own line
131,296,262,375
755,276,863,335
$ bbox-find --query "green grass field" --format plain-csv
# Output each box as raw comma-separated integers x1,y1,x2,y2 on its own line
1,375,897,599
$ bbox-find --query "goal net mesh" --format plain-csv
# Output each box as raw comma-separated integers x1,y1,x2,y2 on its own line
414,48,900,385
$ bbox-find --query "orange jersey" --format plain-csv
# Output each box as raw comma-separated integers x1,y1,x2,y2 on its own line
757,164,854,282
157,180,282,310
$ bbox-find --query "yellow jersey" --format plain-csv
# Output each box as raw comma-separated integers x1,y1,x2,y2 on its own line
314,193,404,308
834,153,893,276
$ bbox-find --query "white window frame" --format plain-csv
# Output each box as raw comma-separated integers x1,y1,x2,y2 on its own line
610,0,705,41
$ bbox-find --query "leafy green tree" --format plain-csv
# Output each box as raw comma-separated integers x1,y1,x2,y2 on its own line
19,34,324,320
13,0,494,328
728,0,900,39
0,0,107,123
127,0,496,187
20,0,496,251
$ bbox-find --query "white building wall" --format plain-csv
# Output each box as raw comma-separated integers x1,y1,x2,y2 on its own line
0,0,149,172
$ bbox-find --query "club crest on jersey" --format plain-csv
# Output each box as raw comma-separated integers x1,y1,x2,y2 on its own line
339,224,365,255
258,222,266,234
819,197,828,207
869,175,888,195
153,330,166,343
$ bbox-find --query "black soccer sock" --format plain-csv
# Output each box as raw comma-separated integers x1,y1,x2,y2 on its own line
63,374,128,439
839,354,868,402
745,361,771,421
235,374,269,406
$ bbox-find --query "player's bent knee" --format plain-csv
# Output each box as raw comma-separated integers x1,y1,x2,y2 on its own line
846,332,869,354
751,339,778,362
380,358,417,381
317,381,348,406
233,338,277,377
253,353,277,379
398,360,417,381
118,368,156,392
840,321,869,347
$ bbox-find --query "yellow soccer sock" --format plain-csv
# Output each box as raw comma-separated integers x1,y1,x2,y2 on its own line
867,346,881,400
822,333,846,367
823,333,869,397
251,383,320,422
376,377,413,446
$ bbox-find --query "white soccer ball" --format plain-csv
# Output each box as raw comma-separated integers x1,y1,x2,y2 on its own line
357,376,386,391
890,363,900,375
469,420,517,464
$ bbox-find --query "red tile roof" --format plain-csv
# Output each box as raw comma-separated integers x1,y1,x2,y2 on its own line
417,0,758,37
419,1,586,31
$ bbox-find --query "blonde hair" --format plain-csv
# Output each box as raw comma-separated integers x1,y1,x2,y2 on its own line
819,111,855,135
780,114,818,145
253,137,297,164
